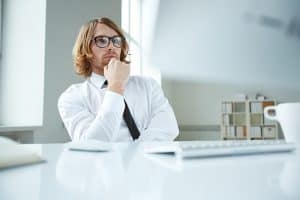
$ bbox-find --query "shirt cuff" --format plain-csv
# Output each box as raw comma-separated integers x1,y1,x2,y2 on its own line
101,90,125,116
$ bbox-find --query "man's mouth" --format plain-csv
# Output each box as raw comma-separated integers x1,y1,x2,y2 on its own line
104,53,117,59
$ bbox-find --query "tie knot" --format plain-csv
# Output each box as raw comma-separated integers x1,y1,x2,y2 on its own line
102,80,108,88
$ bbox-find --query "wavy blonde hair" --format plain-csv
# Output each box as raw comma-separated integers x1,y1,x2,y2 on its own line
72,17,129,77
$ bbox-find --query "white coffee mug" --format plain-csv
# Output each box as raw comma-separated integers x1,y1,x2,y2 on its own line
264,102,300,143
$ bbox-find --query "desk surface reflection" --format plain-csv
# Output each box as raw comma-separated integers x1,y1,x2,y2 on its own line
0,142,299,200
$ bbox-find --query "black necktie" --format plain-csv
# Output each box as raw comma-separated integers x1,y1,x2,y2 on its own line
102,80,140,140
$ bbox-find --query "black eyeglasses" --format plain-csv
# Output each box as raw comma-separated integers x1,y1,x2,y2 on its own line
93,35,123,48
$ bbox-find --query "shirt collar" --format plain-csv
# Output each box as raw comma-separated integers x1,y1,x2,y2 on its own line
90,72,106,89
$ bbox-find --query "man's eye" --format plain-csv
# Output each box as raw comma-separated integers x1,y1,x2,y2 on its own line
113,37,121,44
97,38,107,44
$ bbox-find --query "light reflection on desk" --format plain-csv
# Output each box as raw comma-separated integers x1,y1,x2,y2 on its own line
55,143,181,200
279,159,300,198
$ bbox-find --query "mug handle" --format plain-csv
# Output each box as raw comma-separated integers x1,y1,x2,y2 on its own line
264,106,277,121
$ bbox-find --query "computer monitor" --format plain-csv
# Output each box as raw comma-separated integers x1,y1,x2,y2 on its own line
150,0,300,88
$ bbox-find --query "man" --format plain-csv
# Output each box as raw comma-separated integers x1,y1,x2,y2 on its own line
58,17,179,142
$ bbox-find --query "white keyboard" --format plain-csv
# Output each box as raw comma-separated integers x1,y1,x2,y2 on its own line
146,140,296,159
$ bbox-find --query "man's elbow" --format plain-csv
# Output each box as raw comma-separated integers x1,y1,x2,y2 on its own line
167,123,179,141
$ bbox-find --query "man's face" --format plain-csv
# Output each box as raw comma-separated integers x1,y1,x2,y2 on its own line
91,23,122,75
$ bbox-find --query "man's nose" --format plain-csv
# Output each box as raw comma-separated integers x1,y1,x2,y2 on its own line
107,40,114,50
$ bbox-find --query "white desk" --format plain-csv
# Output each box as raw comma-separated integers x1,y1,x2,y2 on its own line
0,142,300,200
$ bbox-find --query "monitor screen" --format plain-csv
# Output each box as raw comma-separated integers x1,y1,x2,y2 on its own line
150,0,300,88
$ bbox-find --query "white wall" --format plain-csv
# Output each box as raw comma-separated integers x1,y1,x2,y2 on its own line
34,0,122,143
162,79,300,140
0,0,46,126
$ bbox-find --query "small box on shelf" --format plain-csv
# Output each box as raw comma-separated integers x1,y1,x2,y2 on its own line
250,102,263,113
262,126,276,138
225,126,236,139
233,113,246,126
236,126,247,139
250,126,262,139
233,102,246,113
262,101,275,109
250,113,263,126
222,114,233,126
222,102,233,113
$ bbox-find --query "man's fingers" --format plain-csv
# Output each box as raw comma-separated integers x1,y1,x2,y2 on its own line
108,58,117,66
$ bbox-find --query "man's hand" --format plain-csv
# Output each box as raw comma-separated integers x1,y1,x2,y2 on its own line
104,58,130,95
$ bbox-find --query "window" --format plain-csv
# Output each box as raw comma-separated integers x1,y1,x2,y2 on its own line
122,0,161,83
0,0,2,124
122,0,142,75
0,0,2,59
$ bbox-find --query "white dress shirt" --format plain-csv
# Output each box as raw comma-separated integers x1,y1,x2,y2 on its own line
58,73,179,142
